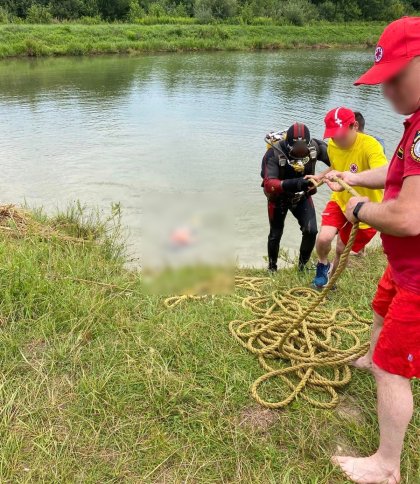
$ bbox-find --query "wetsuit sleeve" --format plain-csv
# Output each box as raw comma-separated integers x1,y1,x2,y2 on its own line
262,149,284,197
313,139,330,166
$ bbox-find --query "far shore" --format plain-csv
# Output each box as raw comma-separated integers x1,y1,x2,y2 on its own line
0,22,387,59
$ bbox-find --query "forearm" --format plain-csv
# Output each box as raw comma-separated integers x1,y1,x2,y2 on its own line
349,165,389,189
319,167,332,178
358,199,418,237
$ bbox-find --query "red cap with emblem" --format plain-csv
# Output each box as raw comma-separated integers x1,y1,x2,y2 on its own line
355,16,420,86
323,107,355,139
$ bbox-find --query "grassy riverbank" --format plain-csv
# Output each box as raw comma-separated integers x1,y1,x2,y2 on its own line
0,22,387,58
0,204,418,481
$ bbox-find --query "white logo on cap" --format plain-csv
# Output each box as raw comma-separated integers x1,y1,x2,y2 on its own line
334,108,343,127
375,46,384,63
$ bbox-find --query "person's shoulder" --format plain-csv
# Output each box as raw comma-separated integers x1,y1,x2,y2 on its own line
359,132,382,150
311,138,326,148
263,147,276,159
326,138,336,150
408,109,420,129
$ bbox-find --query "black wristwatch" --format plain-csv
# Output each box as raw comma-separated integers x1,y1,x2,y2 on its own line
353,201,366,221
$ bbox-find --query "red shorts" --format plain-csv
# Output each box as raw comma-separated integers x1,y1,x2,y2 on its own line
321,201,376,253
372,266,420,378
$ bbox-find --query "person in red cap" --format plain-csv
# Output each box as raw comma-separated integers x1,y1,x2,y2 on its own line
325,16,420,484
309,107,387,289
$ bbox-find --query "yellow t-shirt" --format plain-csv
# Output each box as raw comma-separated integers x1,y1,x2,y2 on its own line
328,132,388,229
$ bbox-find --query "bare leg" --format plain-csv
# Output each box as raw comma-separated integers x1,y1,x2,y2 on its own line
333,365,411,483
316,225,338,264
351,311,384,370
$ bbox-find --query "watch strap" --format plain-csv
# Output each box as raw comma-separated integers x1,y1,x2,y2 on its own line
353,201,366,221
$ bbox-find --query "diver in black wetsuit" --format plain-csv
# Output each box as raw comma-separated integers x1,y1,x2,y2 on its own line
261,123,330,272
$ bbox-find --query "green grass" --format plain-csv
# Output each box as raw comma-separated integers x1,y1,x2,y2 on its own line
0,22,387,58
0,204,418,482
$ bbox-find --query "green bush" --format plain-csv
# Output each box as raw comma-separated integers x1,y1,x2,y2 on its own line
0,6,11,23
148,2,166,17
358,0,408,20
127,0,145,21
126,29,140,39
0,0,418,24
171,3,189,16
194,0,238,20
386,0,408,19
318,1,341,21
239,3,254,23
194,2,214,23
345,1,362,20
50,0,86,20
24,37,49,55
250,16,274,25
78,15,103,24
276,0,318,26
26,4,53,24
137,15,195,24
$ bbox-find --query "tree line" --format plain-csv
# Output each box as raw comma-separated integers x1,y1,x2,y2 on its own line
0,0,419,25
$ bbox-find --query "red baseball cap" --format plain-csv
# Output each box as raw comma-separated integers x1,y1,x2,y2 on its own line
355,16,420,86
323,107,355,139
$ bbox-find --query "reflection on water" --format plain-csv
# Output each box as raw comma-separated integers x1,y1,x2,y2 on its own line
0,51,402,266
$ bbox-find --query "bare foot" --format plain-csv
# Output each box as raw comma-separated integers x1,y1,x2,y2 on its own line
332,454,400,484
350,353,372,371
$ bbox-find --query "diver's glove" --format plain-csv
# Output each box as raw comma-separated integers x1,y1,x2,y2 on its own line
281,177,311,194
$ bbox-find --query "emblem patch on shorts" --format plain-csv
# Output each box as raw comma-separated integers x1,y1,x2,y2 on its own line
411,130,420,163
350,163,358,173
397,146,404,159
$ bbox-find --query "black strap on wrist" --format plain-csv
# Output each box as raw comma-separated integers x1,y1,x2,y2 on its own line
353,201,366,221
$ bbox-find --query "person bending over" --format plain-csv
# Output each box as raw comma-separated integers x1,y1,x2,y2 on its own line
308,107,388,288
261,123,329,272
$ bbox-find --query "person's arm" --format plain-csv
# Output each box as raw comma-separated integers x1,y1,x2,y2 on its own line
325,136,389,191
306,140,332,183
262,150,312,196
313,139,330,167
325,165,389,191
305,166,332,184
345,175,420,237
262,150,282,197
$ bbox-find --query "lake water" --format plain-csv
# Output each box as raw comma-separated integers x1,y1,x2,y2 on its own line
0,51,404,267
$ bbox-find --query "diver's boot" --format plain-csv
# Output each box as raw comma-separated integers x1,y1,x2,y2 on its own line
298,261,307,272
298,252,311,272
268,260,278,272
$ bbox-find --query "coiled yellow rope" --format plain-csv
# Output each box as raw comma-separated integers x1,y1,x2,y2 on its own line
230,222,371,409
166,178,372,409
230,178,372,409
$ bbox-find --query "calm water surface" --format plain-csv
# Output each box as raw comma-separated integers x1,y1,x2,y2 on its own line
0,51,404,266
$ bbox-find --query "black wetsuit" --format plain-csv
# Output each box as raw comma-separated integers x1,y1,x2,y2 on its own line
261,139,330,270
